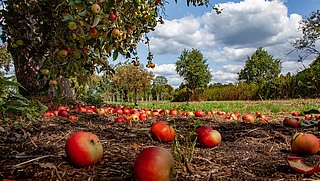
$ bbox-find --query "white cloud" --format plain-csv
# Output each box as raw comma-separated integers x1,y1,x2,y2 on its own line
149,64,182,87
147,0,307,85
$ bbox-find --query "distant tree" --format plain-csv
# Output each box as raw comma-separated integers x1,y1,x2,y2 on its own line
238,47,281,84
176,48,212,101
112,64,154,104
152,76,168,101
292,10,320,60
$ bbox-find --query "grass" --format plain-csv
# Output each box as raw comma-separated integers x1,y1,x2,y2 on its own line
106,98,320,114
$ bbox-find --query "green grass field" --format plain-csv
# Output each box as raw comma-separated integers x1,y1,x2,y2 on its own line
107,98,320,114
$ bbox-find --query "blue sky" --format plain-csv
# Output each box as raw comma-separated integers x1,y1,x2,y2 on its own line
133,0,320,87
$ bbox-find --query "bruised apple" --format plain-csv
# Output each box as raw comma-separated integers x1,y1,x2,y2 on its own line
65,132,103,168
151,121,175,143
133,146,174,181
291,132,320,155
198,129,222,148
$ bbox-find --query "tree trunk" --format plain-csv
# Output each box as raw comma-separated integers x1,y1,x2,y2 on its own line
13,49,47,97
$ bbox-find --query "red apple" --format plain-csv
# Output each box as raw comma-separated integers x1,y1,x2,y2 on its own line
133,146,174,181
169,109,178,116
151,121,175,143
195,110,205,117
151,111,160,117
108,13,117,22
283,117,299,128
90,28,98,35
291,132,320,155
69,115,78,121
242,114,255,123
198,130,222,148
65,132,103,167
115,117,124,122
43,111,55,118
292,112,300,117
139,112,148,121
196,125,213,137
57,105,68,111
58,110,69,118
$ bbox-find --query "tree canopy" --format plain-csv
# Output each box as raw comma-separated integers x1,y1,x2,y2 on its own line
238,47,281,84
292,10,320,60
176,48,212,101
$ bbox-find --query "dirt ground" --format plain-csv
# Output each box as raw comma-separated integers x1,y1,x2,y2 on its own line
1,110,320,181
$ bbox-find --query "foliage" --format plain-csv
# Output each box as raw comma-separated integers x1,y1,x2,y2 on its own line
238,47,281,84
112,63,154,103
176,48,212,101
0,44,12,75
0,76,47,122
292,10,320,60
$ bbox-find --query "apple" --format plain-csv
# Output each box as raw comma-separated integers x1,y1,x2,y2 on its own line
91,4,101,14
196,125,213,137
112,28,121,37
181,112,188,117
195,110,205,118
96,108,106,116
131,114,139,122
230,112,240,120
133,146,174,181
169,109,178,116
198,129,222,148
260,115,270,122
150,63,156,69
115,117,124,122
292,112,300,117
57,105,68,111
65,132,103,168
242,114,255,123
41,69,50,76
255,111,262,118
108,13,117,22
133,60,140,66
139,112,148,120
68,21,77,30
283,117,299,128
49,80,58,87
151,111,160,117
90,28,98,35
187,111,195,117
123,108,131,115
216,111,225,116
205,111,212,116
58,49,68,58
291,132,320,155
43,111,55,118
58,110,69,118
151,121,175,143
69,115,78,121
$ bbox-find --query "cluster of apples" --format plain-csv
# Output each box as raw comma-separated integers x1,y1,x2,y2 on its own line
42,105,77,121
283,112,320,128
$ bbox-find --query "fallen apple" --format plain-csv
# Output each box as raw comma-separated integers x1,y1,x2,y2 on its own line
151,121,175,143
242,114,255,123
133,146,174,181
283,117,299,128
291,132,320,155
58,110,69,118
198,129,222,148
195,110,205,118
91,3,101,14
65,132,103,168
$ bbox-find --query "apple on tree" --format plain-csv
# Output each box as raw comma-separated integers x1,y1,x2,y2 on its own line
65,132,103,168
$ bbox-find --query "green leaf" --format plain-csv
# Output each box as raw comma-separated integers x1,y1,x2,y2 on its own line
62,15,74,21
78,10,87,17
92,15,101,27
113,50,118,61
75,0,82,3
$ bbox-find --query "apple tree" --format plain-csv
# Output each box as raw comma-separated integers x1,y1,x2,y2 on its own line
112,63,154,104
292,10,320,60
0,0,219,99
176,48,212,101
238,47,281,84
